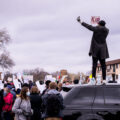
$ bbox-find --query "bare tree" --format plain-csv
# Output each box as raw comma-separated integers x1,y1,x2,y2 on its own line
0,28,15,71
0,28,11,50
23,68,49,82
0,52,15,70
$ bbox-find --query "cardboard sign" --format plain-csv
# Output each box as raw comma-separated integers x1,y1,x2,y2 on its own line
91,16,100,24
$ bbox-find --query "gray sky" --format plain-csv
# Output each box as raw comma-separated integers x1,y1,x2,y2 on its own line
0,0,120,73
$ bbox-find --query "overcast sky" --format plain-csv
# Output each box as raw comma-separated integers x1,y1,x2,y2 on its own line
0,0,120,73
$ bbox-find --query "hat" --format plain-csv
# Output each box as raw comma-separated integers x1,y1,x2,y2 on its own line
98,20,106,26
7,85,12,90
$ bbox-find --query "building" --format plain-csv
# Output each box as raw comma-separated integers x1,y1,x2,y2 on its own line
60,69,68,77
97,59,120,81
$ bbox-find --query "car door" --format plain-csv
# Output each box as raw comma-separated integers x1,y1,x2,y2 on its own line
63,86,96,116
93,85,120,120
104,85,120,112
92,86,105,116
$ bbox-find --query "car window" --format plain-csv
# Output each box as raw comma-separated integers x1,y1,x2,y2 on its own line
64,86,95,105
104,87,120,105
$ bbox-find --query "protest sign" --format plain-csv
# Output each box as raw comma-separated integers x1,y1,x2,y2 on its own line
13,75,21,89
91,16,100,24
0,80,3,89
23,75,33,83
36,81,45,93
45,75,52,81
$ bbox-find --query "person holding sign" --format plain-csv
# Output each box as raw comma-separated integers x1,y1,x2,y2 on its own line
77,16,109,84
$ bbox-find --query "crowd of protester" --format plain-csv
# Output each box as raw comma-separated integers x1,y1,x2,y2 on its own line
0,79,64,120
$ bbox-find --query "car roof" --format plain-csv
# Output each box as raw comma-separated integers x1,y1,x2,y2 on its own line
62,83,120,89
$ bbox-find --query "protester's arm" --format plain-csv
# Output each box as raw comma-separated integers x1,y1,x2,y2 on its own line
77,17,97,32
81,22,97,32
12,98,23,114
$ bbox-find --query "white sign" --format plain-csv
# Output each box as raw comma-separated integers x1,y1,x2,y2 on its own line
17,73,22,80
0,80,4,89
1,73,4,80
13,75,21,89
36,81,45,93
51,77,56,82
45,75,53,81
7,77,13,82
23,75,33,82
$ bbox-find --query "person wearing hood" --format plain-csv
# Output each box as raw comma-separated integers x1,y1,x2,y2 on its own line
42,82,64,120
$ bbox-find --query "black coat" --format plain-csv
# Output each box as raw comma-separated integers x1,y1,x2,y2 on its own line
0,90,4,120
82,22,109,59
30,93,42,120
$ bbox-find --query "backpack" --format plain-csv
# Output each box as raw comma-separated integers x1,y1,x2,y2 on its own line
46,94,61,116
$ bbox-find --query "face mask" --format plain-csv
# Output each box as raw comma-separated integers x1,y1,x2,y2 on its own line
26,91,30,96
3,91,7,96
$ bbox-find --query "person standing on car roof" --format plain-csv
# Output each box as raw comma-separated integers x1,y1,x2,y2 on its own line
77,17,109,84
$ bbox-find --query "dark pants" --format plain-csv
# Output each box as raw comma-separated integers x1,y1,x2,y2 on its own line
92,57,106,80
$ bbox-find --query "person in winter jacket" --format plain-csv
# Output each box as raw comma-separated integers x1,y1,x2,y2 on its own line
2,87,13,120
7,85,16,101
42,82,64,120
30,86,42,120
12,87,33,120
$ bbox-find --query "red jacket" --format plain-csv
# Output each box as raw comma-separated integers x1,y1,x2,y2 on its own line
2,92,13,112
